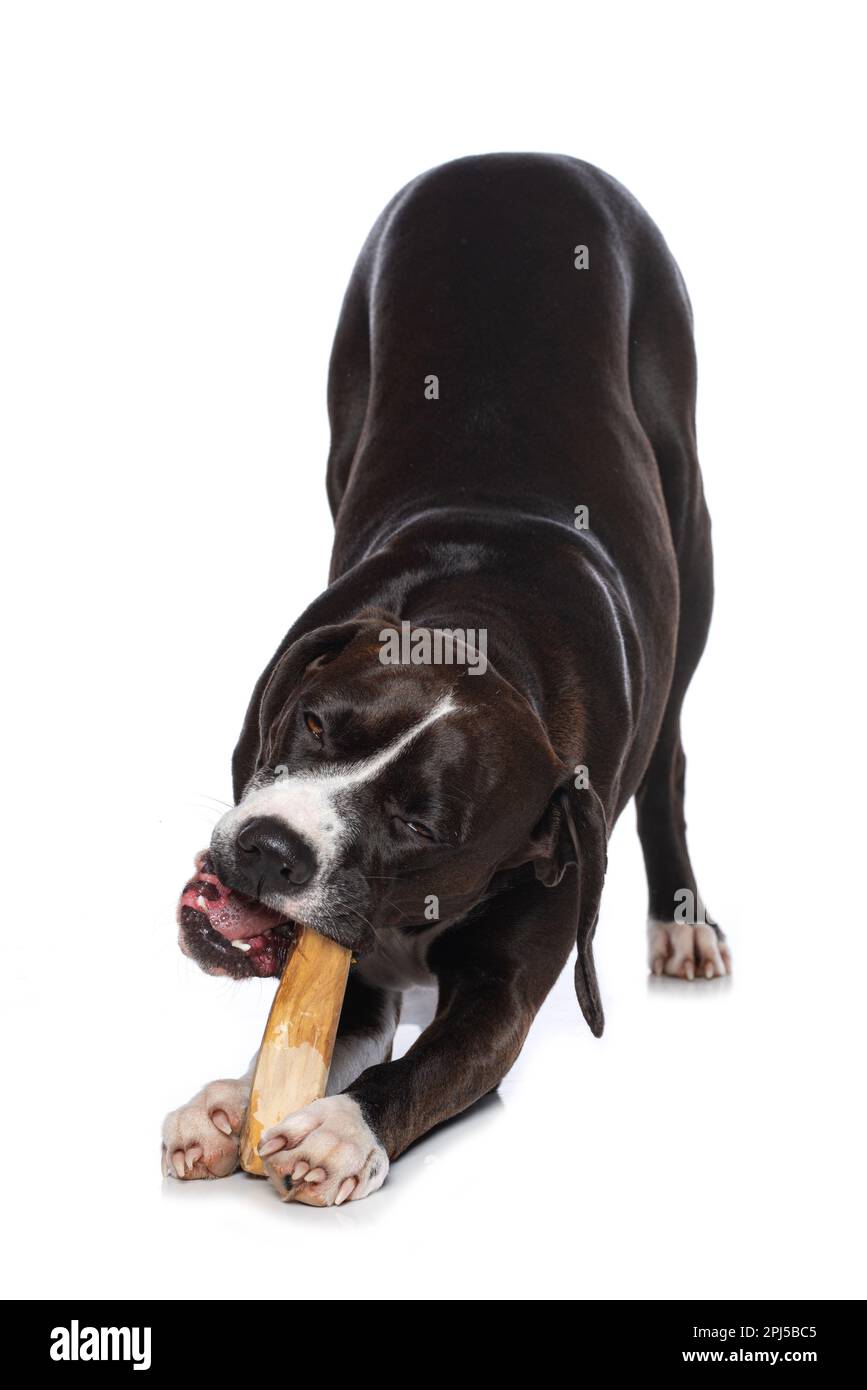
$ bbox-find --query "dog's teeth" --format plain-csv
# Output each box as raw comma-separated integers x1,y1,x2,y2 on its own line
231,940,252,952
197,895,207,909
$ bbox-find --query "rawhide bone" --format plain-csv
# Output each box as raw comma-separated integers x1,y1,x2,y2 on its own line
177,852,351,1176
239,925,351,1174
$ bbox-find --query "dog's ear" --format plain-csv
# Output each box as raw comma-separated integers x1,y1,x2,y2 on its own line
232,616,381,796
257,618,371,742
528,782,608,1036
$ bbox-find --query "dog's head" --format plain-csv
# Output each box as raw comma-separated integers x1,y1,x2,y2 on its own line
180,614,606,1013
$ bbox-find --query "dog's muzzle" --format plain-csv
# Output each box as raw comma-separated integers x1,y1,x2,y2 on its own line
176,850,297,978
235,815,317,896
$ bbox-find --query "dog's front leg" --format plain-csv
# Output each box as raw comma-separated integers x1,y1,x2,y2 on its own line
260,877,578,1204
162,979,399,1183
161,1060,256,1180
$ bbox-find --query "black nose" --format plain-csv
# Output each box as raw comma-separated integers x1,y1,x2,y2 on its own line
236,816,317,893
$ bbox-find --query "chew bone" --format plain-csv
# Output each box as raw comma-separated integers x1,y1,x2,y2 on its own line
239,925,352,1175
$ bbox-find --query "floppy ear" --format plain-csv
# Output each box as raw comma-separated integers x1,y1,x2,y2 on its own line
257,618,372,749
231,616,378,796
528,783,608,1037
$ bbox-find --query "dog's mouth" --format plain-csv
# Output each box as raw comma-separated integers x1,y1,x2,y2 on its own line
177,851,297,979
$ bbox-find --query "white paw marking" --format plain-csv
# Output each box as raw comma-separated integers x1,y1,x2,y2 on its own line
161,1078,250,1180
647,919,731,980
258,1094,388,1207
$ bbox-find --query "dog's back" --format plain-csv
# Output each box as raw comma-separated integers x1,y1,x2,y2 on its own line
327,154,699,594
325,153,712,812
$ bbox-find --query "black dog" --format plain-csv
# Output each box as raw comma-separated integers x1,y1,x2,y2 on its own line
163,154,727,1204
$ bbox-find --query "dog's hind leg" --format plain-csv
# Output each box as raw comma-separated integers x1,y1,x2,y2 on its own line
633,475,726,977
636,701,730,980
628,242,729,980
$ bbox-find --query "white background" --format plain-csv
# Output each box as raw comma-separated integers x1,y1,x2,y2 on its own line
2,1,865,1301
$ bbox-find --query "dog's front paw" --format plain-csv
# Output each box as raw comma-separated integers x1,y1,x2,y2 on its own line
259,1095,388,1207
161,1078,249,1179
648,919,731,980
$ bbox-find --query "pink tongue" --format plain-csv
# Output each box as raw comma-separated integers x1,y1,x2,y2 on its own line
179,852,286,941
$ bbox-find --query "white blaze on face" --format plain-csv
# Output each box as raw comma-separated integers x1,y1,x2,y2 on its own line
213,692,458,902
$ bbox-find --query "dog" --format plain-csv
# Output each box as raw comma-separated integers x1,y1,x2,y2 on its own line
162,153,728,1205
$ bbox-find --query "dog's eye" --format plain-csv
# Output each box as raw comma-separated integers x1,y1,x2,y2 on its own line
403,819,435,840
304,711,324,742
